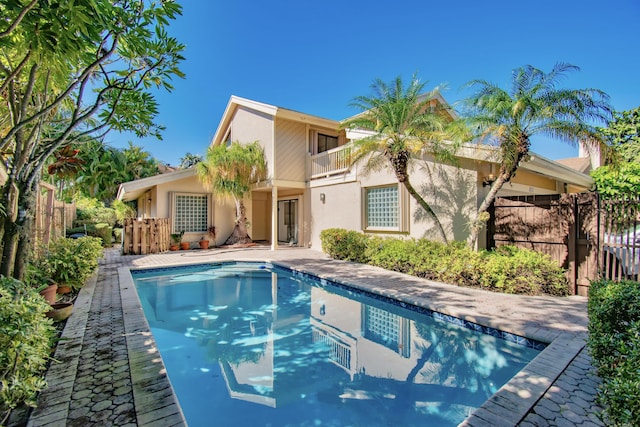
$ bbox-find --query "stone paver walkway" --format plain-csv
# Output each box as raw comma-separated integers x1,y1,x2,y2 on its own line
26,247,605,426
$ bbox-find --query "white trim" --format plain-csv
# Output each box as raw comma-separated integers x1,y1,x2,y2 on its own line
117,169,196,201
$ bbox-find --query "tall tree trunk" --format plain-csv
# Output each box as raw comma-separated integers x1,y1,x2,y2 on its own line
0,179,37,280
467,135,530,249
224,199,252,245
391,151,448,243
467,173,509,249
14,185,37,280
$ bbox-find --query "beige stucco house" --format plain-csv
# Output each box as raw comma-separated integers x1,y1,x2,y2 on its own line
116,95,594,250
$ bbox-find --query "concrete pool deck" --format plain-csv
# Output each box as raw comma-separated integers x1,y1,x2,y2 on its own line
27,246,605,426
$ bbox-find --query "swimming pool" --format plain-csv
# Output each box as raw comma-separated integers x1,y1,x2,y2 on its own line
132,262,542,426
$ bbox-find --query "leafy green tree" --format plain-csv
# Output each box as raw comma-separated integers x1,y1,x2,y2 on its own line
592,163,640,199
341,75,467,243
0,0,184,279
592,106,640,198
464,63,612,247
74,139,128,204
197,141,267,245
601,106,640,163
122,142,160,182
179,152,203,169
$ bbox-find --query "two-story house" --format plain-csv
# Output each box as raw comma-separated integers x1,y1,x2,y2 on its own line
116,95,594,250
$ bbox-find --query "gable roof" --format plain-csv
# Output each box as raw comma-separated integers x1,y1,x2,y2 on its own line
117,168,196,202
210,95,340,147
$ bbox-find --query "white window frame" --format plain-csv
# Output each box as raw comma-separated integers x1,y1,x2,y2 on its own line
362,184,409,233
170,192,211,233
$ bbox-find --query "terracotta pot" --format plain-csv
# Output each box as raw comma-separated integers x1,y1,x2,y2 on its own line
169,245,179,251
57,284,72,294
46,302,73,322
180,242,190,250
39,283,58,304
199,240,209,249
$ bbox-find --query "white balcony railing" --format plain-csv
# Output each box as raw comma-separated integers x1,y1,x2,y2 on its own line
308,144,352,179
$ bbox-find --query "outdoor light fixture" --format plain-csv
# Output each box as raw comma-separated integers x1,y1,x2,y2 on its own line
482,174,496,187
320,193,325,203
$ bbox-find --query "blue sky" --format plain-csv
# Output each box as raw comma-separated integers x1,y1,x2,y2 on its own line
108,0,640,166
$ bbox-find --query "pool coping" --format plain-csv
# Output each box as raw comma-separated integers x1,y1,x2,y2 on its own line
119,256,589,427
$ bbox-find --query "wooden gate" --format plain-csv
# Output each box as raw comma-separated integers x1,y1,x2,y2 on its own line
487,193,599,296
122,218,170,255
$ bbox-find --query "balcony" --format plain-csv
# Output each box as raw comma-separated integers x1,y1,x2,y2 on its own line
308,144,352,180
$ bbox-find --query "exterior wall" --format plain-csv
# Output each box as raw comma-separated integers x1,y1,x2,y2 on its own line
511,170,557,192
231,106,275,177
154,175,236,245
308,157,479,249
248,190,271,242
309,181,361,249
274,118,307,182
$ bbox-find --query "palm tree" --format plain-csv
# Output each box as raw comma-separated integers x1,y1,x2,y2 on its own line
178,152,203,169
197,141,266,245
341,74,466,243
464,63,612,247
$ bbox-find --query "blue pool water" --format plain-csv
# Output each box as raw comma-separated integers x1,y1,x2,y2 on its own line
132,262,542,427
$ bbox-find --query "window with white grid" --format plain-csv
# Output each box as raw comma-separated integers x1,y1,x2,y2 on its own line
174,194,208,233
365,185,399,229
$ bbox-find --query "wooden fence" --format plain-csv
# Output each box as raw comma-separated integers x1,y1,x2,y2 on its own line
600,195,640,282
34,182,76,245
488,192,640,295
122,218,170,255
487,193,599,296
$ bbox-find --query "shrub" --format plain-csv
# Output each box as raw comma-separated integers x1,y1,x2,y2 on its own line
74,197,117,227
112,200,136,224
478,246,569,295
0,277,56,424
588,279,640,426
320,229,570,296
319,228,370,263
66,223,113,247
93,223,113,247
113,227,123,243
46,237,104,290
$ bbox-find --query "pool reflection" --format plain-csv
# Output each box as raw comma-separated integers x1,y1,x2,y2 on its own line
134,264,539,426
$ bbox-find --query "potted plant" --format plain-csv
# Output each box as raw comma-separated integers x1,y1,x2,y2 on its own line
170,231,183,251
198,236,209,249
199,226,216,249
24,258,57,304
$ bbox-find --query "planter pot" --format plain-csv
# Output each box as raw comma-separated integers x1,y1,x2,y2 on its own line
46,302,73,322
57,284,72,294
180,242,190,250
169,244,179,251
39,284,58,304
199,240,209,249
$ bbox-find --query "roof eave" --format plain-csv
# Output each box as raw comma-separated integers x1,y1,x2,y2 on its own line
457,143,593,187
117,168,197,201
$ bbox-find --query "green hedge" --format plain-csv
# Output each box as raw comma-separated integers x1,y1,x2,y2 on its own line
319,229,569,296
66,223,113,247
319,228,371,263
588,279,640,426
0,277,56,424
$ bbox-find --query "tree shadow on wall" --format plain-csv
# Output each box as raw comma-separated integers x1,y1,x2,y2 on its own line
414,165,477,242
